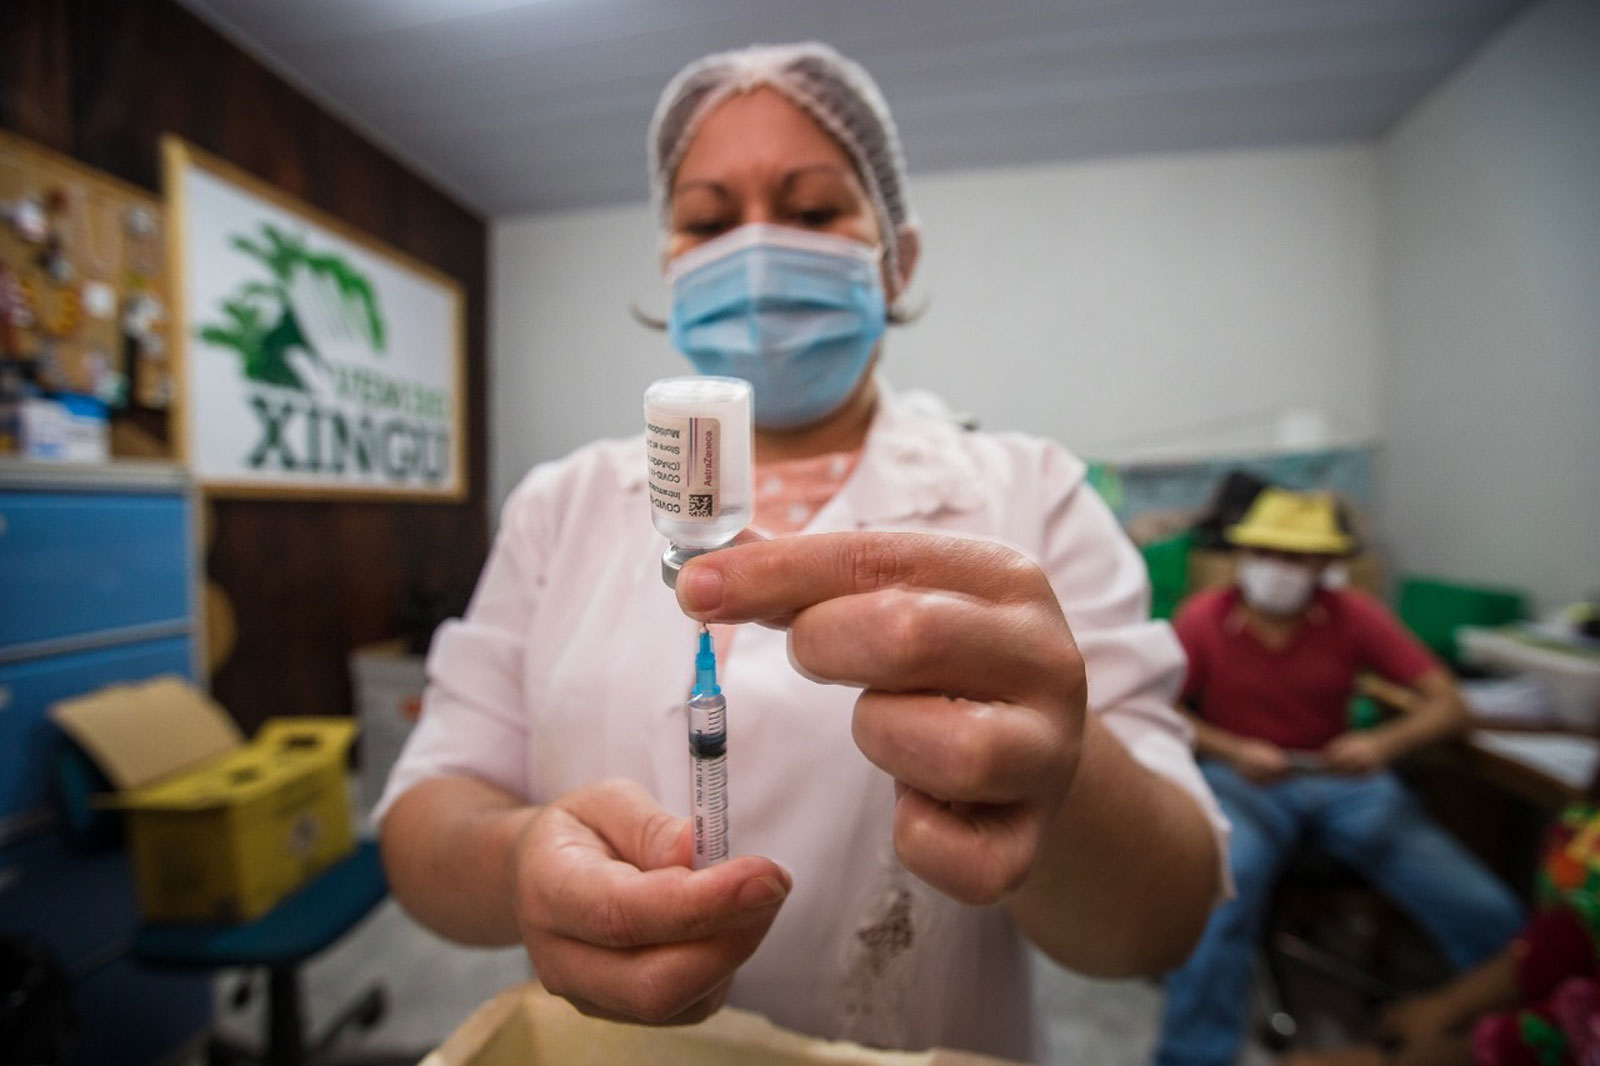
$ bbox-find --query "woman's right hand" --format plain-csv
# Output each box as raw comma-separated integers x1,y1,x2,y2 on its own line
509,778,791,1024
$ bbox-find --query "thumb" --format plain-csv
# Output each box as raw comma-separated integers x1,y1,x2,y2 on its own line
645,820,695,872
563,778,690,870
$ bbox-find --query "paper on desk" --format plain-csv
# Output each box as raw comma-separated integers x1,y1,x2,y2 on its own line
1461,676,1559,725
1472,730,1600,791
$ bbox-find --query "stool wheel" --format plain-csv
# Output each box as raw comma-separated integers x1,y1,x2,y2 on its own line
1259,1010,1297,1052
355,986,387,1030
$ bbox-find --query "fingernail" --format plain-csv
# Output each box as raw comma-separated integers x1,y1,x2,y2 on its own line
680,565,723,615
738,875,789,909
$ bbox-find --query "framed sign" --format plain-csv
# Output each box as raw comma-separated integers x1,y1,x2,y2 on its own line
164,137,466,500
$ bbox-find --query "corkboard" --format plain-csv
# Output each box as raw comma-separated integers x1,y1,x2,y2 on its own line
0,129,174,457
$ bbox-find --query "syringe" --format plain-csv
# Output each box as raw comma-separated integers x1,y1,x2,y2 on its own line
688,627,729,869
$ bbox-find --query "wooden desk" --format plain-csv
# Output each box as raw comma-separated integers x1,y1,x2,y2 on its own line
1458,726,1597,810
1358,672,1593,810
1406,724,1595,900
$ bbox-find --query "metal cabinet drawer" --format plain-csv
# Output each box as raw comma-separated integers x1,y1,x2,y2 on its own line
0,835,209,1065
0,832,139,976
70,956,211,1066
0,636,194,828
0,490,193,649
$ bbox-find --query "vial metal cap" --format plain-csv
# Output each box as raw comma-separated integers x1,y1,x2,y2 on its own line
661,545,715,588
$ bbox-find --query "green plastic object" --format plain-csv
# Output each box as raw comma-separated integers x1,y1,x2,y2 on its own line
1086,462,1125,515
1396,576,1528,666
1348,694,1383,731
1141,531,1196,621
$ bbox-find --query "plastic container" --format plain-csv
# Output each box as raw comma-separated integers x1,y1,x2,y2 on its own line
1140,531,1194,621
350,639,426,815
1396,576,1527,665
109,718,358,922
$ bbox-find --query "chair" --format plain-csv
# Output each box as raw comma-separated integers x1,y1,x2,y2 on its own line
56,739,394,1066
1255,846,1411,1050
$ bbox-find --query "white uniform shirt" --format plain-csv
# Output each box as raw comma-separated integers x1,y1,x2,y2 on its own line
377,390,1227,1062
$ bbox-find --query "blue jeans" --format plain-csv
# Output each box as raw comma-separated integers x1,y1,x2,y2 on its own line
1152,761,1525,1066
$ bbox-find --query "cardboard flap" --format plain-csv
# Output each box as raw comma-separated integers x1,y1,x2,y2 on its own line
50,676,244,790
422,983,1023,1065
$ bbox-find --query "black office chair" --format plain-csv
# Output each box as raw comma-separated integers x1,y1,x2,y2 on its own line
56,738,396,1066
1255,845,1413,1050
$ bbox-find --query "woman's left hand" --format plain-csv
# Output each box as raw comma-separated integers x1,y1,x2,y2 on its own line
676,531,1086,906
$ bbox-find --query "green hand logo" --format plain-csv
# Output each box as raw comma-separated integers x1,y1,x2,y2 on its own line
198,223,386,391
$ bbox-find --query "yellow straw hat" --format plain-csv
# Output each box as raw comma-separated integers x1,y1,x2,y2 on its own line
1225,488,1355,556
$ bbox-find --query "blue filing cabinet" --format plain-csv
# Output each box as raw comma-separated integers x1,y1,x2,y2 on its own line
0,460,211,1066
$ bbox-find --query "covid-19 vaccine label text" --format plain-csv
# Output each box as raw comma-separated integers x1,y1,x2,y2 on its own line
646,414,720,521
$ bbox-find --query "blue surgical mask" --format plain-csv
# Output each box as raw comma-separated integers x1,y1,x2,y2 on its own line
667,223,887,430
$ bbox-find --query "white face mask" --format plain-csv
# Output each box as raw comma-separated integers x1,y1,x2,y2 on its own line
1237,557,1318,616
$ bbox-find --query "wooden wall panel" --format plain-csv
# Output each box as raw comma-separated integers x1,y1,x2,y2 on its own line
2,0,490,732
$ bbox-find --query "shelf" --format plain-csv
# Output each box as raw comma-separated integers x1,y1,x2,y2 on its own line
0,458,190,492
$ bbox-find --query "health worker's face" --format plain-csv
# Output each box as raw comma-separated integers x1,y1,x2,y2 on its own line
666,88,886,275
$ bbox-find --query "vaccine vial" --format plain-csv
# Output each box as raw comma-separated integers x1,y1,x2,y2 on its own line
644,376,753,587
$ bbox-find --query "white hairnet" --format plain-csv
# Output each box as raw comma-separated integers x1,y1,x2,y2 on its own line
648,42,917,285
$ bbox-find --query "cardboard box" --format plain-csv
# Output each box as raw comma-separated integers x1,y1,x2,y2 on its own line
50,676,357,923
422,984,1022,1066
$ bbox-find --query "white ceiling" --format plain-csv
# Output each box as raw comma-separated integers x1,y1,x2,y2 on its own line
177,0,1534,218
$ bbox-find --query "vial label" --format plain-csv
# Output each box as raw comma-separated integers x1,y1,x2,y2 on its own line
646,413,720,521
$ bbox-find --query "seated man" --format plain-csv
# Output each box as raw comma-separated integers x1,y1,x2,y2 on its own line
1153,488,1525,1066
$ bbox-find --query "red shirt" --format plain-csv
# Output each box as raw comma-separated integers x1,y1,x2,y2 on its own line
1175,586,1440,751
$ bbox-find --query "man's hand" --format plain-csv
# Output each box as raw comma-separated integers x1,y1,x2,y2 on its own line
1230,738,1292,783
510,779,791,1024
1321,732,1392,776
1343,670,1470,768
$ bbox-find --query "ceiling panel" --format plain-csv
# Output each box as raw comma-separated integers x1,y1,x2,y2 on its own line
175,0,1534,216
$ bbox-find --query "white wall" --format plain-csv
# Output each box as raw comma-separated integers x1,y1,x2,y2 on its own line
490,144,1382,512
490,201,661,510
1375,0,1600,613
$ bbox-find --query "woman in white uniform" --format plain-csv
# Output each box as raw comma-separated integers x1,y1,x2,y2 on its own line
378,42,1227,1062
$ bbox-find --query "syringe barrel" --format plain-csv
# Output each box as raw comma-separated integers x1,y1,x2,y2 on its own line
687,692,728,869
